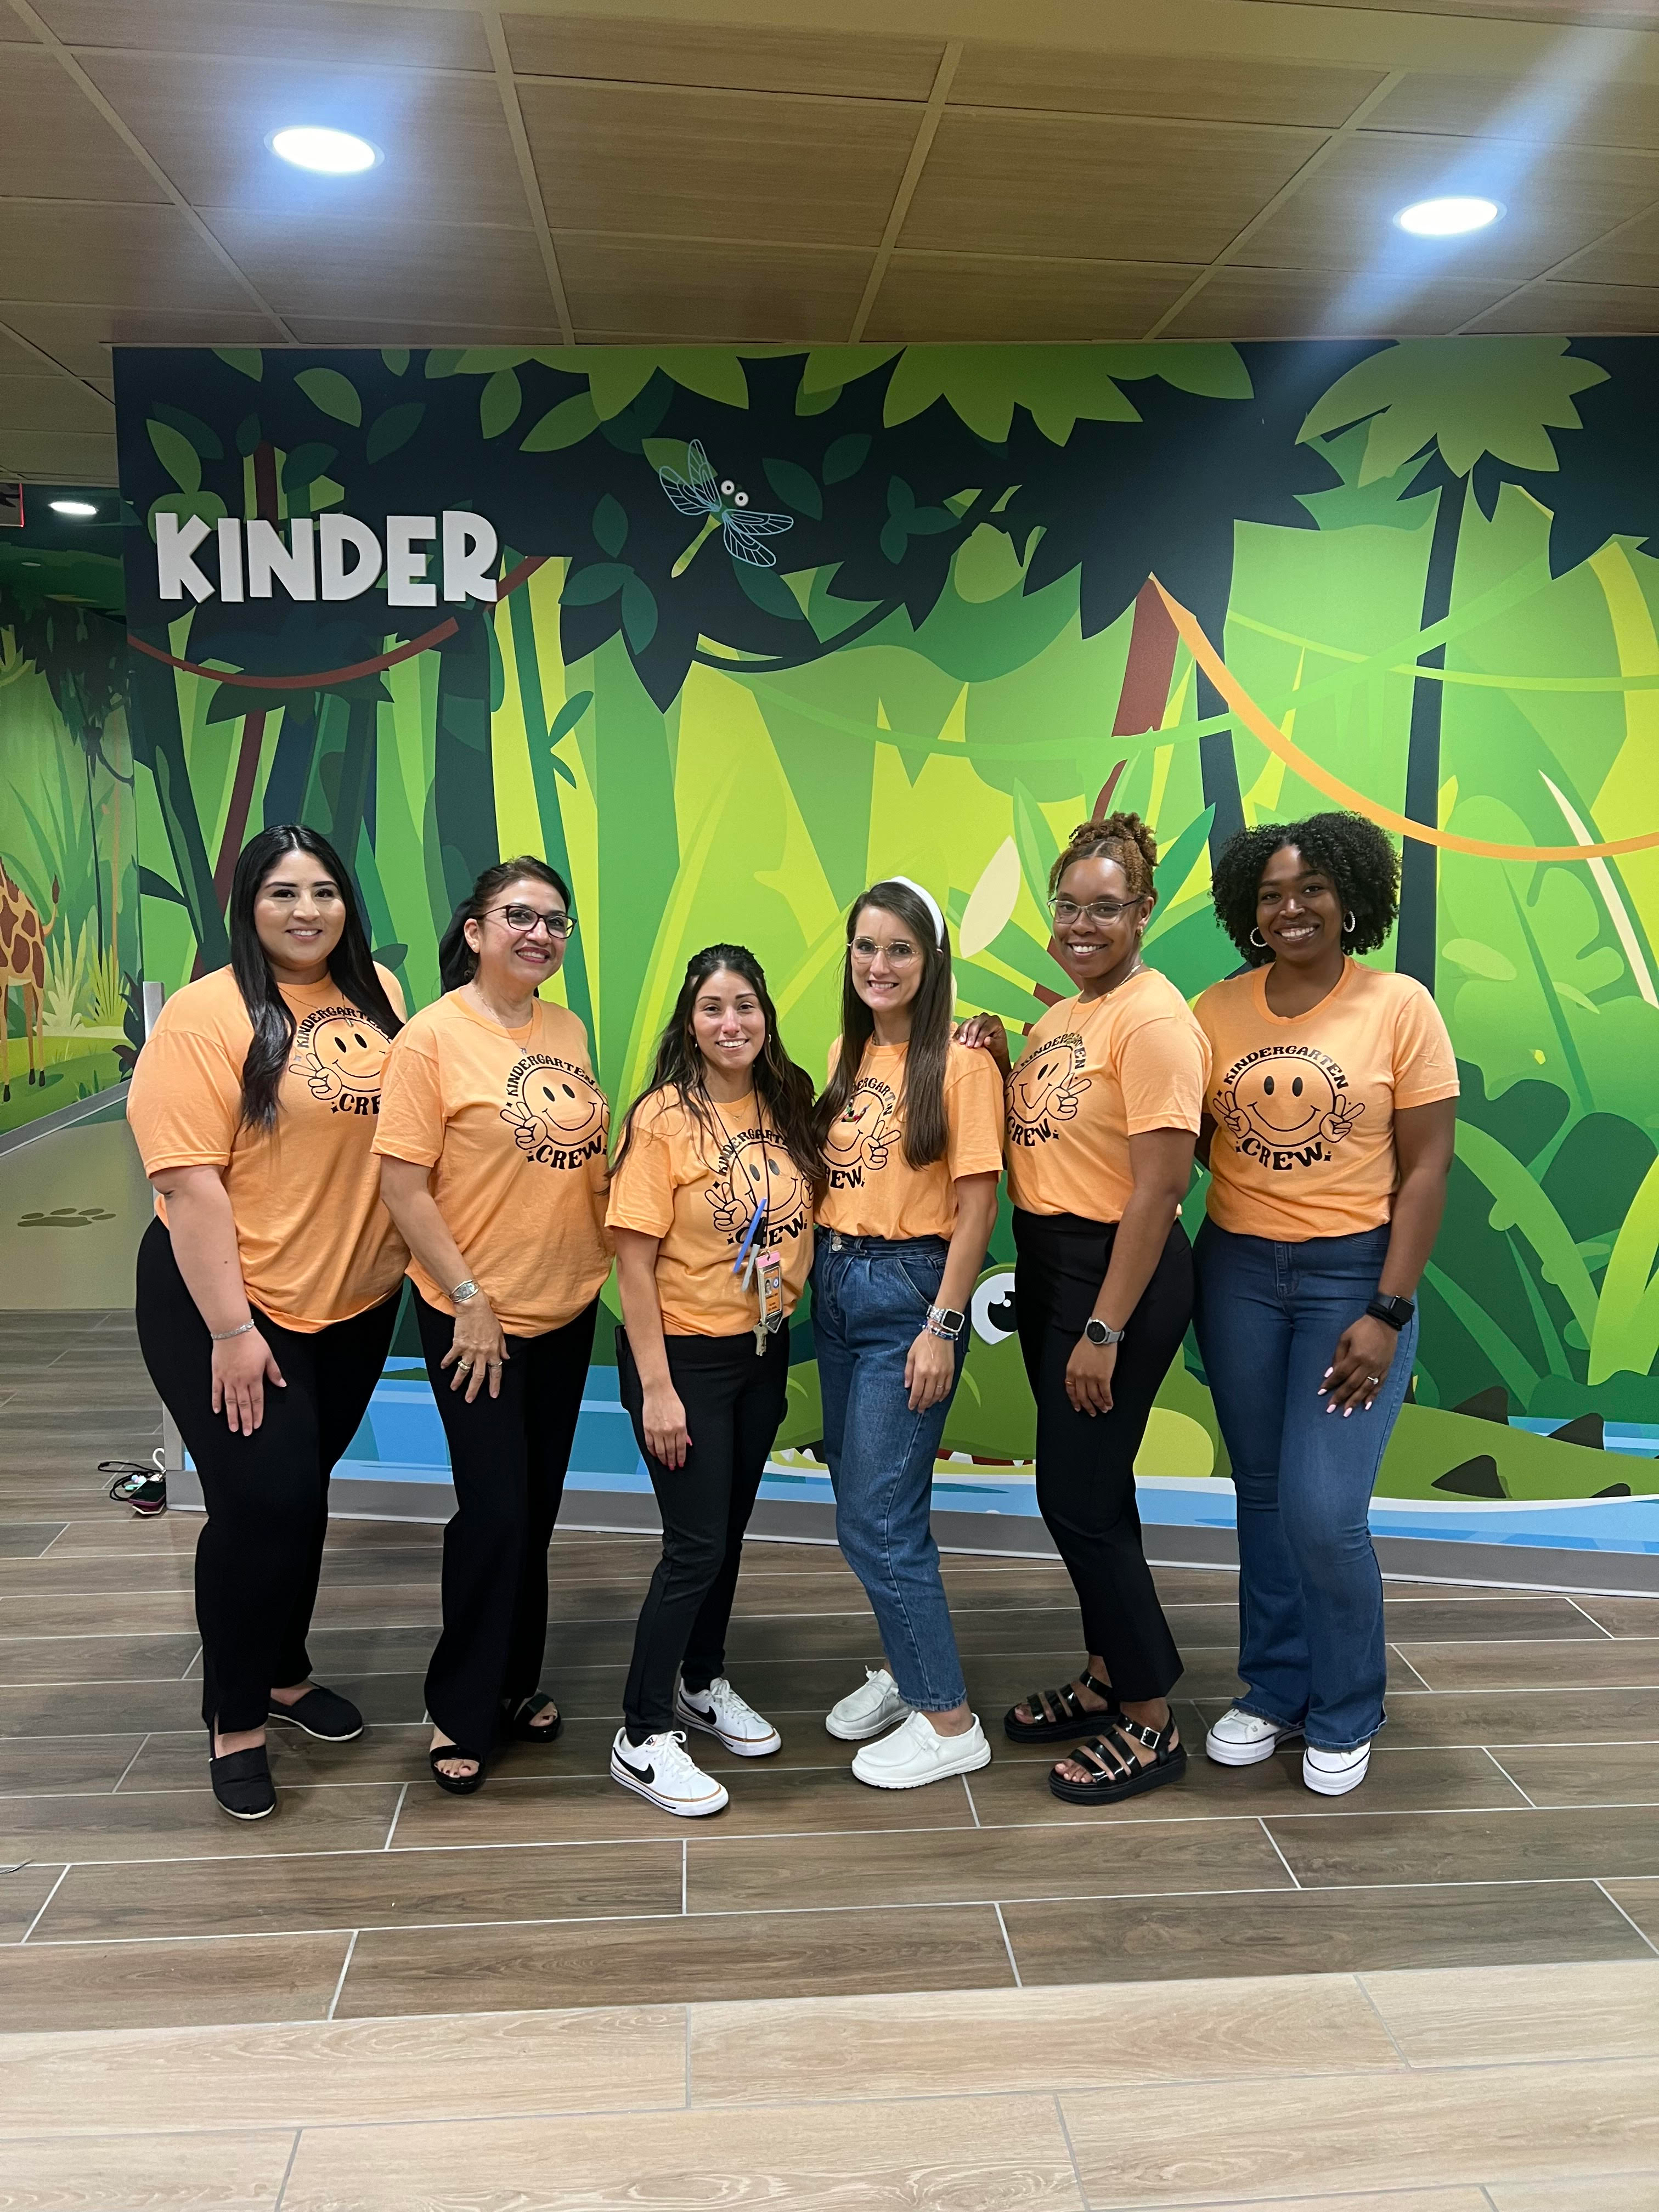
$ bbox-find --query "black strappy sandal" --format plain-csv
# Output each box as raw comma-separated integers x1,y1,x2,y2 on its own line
501,1692,562,1745
1048,1714,1186,1805
428,1742,487,1796
1004,1671,1122,1743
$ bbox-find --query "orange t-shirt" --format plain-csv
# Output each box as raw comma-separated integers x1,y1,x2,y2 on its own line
373,990,611,1336
1197,958,1459,1242
127,963,408,1332
607,1086,814,1337
817,1038,1005,1240
1006,969,1211,1223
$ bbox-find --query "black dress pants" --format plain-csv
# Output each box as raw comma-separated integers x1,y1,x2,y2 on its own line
415,1291,597,1756
617,1325,788,1737
135,1217,399,1734
1011,1209,1192,1703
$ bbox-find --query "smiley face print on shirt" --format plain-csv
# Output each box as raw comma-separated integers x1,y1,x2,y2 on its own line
707,1124,810,1250
1214,1044,1364,1171
290,1005,393,1118
1006,1032,1090,1148
501,1053,611,1169
822,1074,899,1189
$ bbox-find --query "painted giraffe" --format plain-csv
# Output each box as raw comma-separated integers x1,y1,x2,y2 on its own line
0,861,57,1104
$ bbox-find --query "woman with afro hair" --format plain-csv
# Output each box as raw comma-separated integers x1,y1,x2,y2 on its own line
1194,811,1456,1797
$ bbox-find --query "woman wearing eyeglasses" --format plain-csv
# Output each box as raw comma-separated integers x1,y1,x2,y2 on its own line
961,815,1207,1804
376,858,611,1794
814,878,1003,1791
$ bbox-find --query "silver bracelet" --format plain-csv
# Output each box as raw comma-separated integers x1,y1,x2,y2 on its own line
210,1319,257,1342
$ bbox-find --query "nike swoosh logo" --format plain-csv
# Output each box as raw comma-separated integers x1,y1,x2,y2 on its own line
618,1757,655,1785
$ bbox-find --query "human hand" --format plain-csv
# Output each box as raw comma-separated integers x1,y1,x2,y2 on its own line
212,1327,285,1434
1065,1335,1117,1417
905,1327,957,1413
641,1381,691,1469
443,1297,508,1403
954,1013,1011,1076
1321,1313,1397,1415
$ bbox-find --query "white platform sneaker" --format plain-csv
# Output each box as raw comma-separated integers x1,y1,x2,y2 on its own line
1205,1708,1303,1767
825,1667,911,1742
610,1728,729,1817
675,1675,782,1758
850,1708,991,1790
1304,1741,1372,1796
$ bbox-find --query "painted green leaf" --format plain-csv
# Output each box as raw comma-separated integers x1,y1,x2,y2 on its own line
234,413,262,457
152,403,223,461
879,517,908,564
295,366,363,427
796,382,842,418
1011,781,1060,909
763,458,822,519
1143,808,1216,944
592,493,629,558
1092,343,1253,402
735,562,807,621
551,754,578,787
549,689,593,746
479,369,523,440
146,419,201,494
213,347,262,381
281,442,337,492
821,432,870,484
800,346,902,397
952,523,1026,604
1444,938,1519,981
1454,1121,1600,1346
456,347,533,374
658,350,749,410
146,490,227,539
365,402,425,463
138,865,187,906
620,573,658,652
521,392,600,452
884,345,1144,445
381,347,410,375
560,561,628,606
424,349,465,380
642,437,691,478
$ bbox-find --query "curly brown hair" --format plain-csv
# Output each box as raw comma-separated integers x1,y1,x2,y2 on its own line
1048,811,1159,904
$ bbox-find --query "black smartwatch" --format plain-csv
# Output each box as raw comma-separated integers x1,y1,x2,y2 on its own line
1365,1294,1414,1331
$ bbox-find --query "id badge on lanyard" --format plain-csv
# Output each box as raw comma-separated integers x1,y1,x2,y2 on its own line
733,1194,783,1355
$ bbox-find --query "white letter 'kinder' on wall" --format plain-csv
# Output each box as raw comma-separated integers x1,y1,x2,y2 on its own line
385,515,437,608
156,512,214,602
247,517,317,600
156,512,500,605
443,512,499,603
320,514,382,599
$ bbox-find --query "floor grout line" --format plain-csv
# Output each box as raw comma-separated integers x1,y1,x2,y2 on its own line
961,1775,983,1828
16,1863,68,1943
324,1929,358,2021
109,1733,149,1795
1482,1745,1538,1808
382,1781,409,1851
1566,1594,1617,1639
1387,1643,1436,1690
272,2125,302,2212
1351,1968,1411,2068
1595,1880,1659,1959
681,1836,687,1916
1257,1817,1302,1889
180,1644,201,1681
1051,2089,1089,2210
683,2002,692,2107
994,1900,1023,1988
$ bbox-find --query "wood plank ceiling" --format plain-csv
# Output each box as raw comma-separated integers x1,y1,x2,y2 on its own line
3,0,1658,483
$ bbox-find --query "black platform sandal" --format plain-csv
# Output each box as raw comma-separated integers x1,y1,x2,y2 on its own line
207,1730,277,1821
1004,1671,1122,1743
501,1692,562,1744
428,1742,487,1796
1048,1714,1186,1805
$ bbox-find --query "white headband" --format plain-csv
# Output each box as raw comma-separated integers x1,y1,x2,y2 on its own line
887,876,948,952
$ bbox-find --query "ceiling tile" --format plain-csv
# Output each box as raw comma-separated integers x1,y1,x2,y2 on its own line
1161,263,1519,338
1553,204,1659,286
520,81,920,249
0,430,119,483
0,205,264,312
865,253,1201,341
557,235,871,340
0,374,114,432
1,49,167,202
35,1,492,69
284,318,564,346
76,53,529,225
1363,72,1659,153
1234,131,1659,279
504,14,943,100
950,44,1383,129
201,212,557,324
0,303,278,377
1464,278,1659,332
901,110,1328,263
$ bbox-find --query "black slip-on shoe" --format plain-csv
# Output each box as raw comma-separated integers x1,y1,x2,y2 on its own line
268,1684,364,1742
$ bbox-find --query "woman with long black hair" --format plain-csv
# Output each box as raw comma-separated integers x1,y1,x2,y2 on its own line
375,857,611,1795
129,825,407,1821
814,878,1003,1790
607,945,821,1816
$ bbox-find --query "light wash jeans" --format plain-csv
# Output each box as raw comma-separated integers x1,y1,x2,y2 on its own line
1194,1218,1416,1752
812,1232,969,1712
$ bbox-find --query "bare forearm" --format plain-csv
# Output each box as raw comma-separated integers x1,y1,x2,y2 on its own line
615,1241,672,1388
1379,1167,1446,1301
940,1180,997,1313
378,1170,471,1299
1096,1182,1183,1331
157,1179,252,1335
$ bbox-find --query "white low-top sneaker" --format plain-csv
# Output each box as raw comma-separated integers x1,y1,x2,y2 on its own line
825,1667,911,1742
1304,1741,1371,1796
610,1728,729,1818
851,1709,991,1790
1205,1708,1303,1767
675,1675,782,1758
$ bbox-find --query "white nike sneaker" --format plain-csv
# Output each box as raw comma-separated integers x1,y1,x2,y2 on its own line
851,1708,991,1790
675,1675,782,1758
826,1667,911,1742
1304,1741,1372,1797
1205,1708,1303,1767
609,1728,729,1818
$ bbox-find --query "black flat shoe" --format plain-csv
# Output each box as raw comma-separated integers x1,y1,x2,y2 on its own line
268,1685,364,1742
1004,1671,1122,1743
429,1743,487,1796
208,1735,277,1821
501,1692,562,1744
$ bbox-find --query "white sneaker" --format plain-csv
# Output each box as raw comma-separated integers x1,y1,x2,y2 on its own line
609,1728,729,1818
1205,1708,1303,1767
826,1667,911,1742
850,1708,991,1790
675,1675,782,1758
1304,1741,1371,1796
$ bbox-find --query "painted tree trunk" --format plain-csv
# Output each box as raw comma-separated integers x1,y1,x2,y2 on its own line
127,642,227,974
1397,474,1467,990
506,573,595,1039
211,443,281,904
433,609,499,913
83,744,105,952
1113,583,1180,741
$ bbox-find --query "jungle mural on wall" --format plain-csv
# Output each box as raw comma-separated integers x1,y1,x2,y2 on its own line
111,338,1659,1531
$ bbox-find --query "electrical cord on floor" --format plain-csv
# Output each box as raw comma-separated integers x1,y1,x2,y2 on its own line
99,1451,168,1517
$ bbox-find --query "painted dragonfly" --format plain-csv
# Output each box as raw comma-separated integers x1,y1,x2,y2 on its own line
658,439,794,574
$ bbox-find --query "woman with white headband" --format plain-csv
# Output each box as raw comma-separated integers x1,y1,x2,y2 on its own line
811,876,1003,1789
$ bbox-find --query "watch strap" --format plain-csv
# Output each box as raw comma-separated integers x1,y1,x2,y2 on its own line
1366,1294,1414,1330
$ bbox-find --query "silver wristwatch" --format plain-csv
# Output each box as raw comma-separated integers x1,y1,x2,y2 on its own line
926,1304,966,1340
1084,1316,1126,1346
451,1278,481,1305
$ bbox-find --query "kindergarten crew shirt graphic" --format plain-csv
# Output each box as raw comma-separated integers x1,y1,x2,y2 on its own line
1196,957,1458,1243
374,990,611,1336
817,1039,1005,1242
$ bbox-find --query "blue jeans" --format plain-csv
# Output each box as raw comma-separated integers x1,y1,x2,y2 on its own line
812,1233,969,1712
1193,1219,1416,1751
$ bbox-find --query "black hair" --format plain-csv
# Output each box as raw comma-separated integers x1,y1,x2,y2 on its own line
229,824,402,1131
814,879,952,1170
438,856,571,992
1050,810,1159,904
613,944,823,1198
1210,811,1400,967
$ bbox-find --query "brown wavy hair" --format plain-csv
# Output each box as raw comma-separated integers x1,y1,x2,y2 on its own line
814,879,953,1170
1048,810,1159,905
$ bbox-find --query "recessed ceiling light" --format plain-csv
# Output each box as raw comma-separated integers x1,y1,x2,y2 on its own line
50,498,98,517
1395,195,1503,238
269,126,380,176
